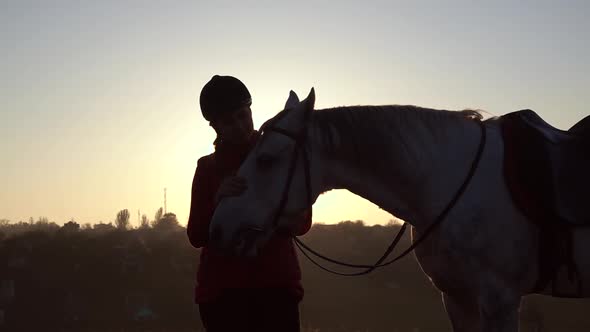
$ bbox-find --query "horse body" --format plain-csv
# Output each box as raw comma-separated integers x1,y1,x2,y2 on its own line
209,89,590,332
316,108,536,331
408,121,536,331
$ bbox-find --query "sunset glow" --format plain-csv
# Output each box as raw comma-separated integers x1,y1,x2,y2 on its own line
2,1,588,226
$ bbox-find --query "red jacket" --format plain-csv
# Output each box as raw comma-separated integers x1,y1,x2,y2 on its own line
187,131,312,304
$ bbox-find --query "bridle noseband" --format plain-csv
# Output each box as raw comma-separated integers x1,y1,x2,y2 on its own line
260,107,487,276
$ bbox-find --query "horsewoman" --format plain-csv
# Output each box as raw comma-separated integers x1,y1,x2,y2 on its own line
187,75,312,332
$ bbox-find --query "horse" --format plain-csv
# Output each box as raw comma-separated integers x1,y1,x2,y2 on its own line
208,88,590,332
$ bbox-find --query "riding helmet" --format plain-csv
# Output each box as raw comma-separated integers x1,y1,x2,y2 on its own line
199,75,252,121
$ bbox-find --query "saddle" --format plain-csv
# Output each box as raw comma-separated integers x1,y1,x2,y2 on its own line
502,109,590,226
501,109,590,297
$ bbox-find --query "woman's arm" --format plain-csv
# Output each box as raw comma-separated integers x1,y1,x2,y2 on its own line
186,158,216,248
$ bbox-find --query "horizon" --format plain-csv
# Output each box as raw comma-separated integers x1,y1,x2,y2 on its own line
2,1,589,227
0,212,389,228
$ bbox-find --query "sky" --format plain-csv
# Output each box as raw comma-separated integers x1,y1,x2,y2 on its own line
1,0,589,227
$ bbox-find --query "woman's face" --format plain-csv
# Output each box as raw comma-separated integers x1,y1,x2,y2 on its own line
211,105,254,144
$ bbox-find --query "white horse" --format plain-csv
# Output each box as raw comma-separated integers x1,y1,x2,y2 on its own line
209,88,590,332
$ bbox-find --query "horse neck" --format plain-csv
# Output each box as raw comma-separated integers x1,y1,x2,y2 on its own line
310,106,482,230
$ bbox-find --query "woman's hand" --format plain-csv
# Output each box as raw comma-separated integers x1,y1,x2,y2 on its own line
215,176,248,204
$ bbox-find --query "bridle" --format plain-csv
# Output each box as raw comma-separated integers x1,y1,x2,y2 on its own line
261,106,487,276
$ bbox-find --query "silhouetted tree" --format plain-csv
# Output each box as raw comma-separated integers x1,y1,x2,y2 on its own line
338,219,365,229
116,209,131,230
61,220,80,232
93,222,116,234
32,219,60,233
152,212,180,231
140,214,150,229
151,208,163,228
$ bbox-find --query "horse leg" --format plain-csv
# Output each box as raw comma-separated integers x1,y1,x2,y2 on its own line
442,293,480,332
478,287,521,332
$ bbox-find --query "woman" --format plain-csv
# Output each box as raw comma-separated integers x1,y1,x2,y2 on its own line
187,75,312,332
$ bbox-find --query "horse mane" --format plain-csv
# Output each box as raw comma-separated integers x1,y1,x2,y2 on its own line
311,105,484,179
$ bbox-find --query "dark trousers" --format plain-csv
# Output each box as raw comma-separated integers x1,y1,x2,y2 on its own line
199,288,300,332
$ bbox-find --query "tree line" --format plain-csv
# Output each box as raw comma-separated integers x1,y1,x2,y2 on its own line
0,207,179,240
0,219,589,331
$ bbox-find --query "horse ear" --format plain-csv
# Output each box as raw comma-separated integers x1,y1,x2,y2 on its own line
284,90,300,109
304,87,315,111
